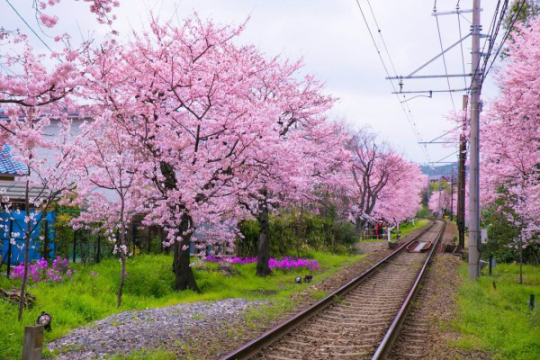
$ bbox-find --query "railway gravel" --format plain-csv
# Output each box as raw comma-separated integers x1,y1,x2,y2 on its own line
47,298,262,359
388,223,489,360
249,222,444,360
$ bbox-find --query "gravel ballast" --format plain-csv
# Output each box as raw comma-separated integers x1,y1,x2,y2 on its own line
48,298,262,359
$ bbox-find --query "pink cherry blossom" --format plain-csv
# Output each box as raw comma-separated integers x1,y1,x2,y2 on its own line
481,18,540,243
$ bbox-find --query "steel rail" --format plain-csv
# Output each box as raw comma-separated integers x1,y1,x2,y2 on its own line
220,221,436,360
371,221,447,360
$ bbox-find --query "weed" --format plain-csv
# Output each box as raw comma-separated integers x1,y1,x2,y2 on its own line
309,289,328,301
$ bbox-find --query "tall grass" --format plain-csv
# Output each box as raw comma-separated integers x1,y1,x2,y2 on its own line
453,263,540,359
0,251,361,359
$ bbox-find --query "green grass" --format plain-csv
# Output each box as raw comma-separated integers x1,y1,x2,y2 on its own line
0,251,362,359
453,263,540,359
392,219,429,240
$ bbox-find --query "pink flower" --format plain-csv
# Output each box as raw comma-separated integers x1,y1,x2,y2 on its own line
39,14,59,28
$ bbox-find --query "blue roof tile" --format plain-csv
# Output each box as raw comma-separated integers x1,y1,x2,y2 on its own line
0,145,28,175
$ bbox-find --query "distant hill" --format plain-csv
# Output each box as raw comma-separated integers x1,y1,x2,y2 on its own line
420,163,458,178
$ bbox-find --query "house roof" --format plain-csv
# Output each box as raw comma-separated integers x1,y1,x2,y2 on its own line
0,180,53,203
428,175,450,181
0,145,28,175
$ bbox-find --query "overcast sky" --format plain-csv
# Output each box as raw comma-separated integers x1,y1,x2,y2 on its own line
1,0,503,165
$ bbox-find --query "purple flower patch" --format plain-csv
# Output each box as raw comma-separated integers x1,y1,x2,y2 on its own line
12,256,72,283
206,256,319,271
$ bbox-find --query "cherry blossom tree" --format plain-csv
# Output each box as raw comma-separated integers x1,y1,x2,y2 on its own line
0,102,81,319
34,0,119,27
481,17,540,282
248,120,349,277
343,129,426,236
234,68,344,277
83,17,321,290
374,157,426,227
68,116,147,307
0,25,87,320
428,188,452,218
346,130,399,230
0,0,121,318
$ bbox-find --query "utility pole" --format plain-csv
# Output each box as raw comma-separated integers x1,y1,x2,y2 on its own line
437,176,443,218
458,95,467,250
384,1,488,267
468,0,482,280
450,167,454,221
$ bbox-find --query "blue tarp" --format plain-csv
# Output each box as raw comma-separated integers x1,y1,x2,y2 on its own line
0,211,55,265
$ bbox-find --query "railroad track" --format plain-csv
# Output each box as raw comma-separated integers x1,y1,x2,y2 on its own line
222,220,446,360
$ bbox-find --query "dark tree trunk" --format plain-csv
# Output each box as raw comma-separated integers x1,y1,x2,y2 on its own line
519,233,523,285
96,233,101,263
355,217,361,232
117,255,126,307
172,214,199,291
73,230,77,263
356,217,369,233
117,204,127,308
158,161,199,291
256,197,271,277
147,228,152,254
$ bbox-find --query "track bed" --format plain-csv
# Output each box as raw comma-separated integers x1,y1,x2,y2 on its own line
223,221,446,360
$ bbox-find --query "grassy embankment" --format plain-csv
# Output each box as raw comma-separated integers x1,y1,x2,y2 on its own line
0,251,362,359
453,263,540,359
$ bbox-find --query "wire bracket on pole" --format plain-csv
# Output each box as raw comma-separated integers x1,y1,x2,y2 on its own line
391,88,469,95
386,74,472,80
404,33,471,78
432,9,477,16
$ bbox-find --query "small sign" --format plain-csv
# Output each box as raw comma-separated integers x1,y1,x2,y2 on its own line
481,228,488,244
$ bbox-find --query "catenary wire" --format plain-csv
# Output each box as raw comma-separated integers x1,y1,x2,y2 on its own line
365,0,434,163
463,0,506,120
483,0,527,79
3,0,53,52
456,4,468,88
433,1,456,110
354,0,432,163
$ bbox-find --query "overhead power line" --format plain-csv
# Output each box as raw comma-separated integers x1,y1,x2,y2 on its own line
354,0,432,164
456,3,469,88
484,0,527,78
462,0,507,123
3,0,53,53
477,0,508,80
433,2,457,110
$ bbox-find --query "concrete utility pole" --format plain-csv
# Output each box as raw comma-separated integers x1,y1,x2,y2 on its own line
458,95,468,250
438,176,443,218
450,167,454,221
468,0,482,279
